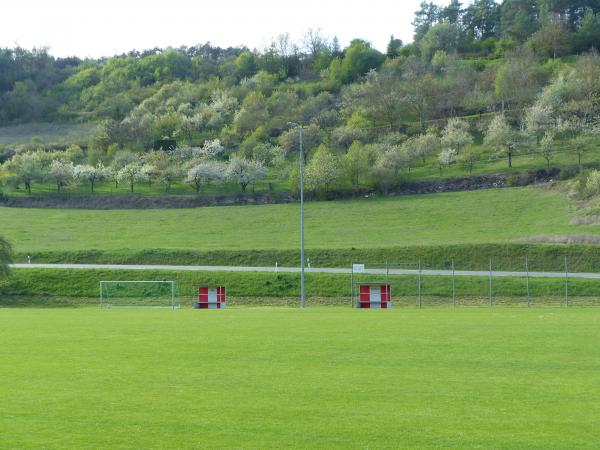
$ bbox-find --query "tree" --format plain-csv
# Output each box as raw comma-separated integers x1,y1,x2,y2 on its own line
413,1,442,40
110,151,139,189
186,161,224,193
438,148,457,175
117,162,145,193
328,40,385,83
485,114,518,168
495,49,547,110
420,22,464,60
528,15,571,59
524,104,555,144
377,144,412,175
64,145,85,164
305,145,341,193
0,235,12,280
440,0,463,24
500,0,539,42
198,139,226,160
412,131,440,163
48,159,74,192
249,143,284,167
441,118,473,154
572,135,590,168
158,166,181,192
2,151,43,194
346,69,404,129
234,51,257,78
459,145,481,173
342,141,372,189
226,157,267,192
233,91,269,136
402,62,439,129
303,28,329,59
539,131,555,167
73,162,110,193
386,35,403,57
330,126,367,150
573,9,600,52
463,0,500,39
278,124,323,156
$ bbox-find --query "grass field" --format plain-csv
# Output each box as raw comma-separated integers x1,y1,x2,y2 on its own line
0,122,96,146
0,188,595,255
1,308,598,448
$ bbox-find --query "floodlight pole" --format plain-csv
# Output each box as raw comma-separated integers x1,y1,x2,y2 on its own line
289,122,306,308
299,126,305,308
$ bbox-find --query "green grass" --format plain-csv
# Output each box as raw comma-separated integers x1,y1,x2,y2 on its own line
1,188,596,256
0,122,95,146
4,268,600,308
1,308,599,448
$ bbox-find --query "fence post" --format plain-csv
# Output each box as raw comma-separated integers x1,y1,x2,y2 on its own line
565,256,569,308
489,257,493,307
526,256,531,308
386,261,389,285
418,259,422,309
452,259,456,307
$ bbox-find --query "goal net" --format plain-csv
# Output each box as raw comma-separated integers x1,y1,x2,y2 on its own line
100,281,179,309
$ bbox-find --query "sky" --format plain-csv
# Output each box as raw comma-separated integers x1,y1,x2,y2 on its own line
1,0,451,58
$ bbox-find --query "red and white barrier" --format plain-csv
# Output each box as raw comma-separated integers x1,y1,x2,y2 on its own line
358,283,391,309
196,286,226,309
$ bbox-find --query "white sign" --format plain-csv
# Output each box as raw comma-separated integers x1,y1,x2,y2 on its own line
352,264,365,273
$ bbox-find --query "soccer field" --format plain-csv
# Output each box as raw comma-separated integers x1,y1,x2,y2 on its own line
1,308,599,448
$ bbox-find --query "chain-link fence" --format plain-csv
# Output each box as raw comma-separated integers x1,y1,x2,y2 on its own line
3,256,600,307
350,257,600,308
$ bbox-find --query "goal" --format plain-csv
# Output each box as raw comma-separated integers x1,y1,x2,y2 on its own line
100,281,179,309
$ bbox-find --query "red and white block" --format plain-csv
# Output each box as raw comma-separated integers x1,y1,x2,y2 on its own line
196,286,226,309
358,284,392,309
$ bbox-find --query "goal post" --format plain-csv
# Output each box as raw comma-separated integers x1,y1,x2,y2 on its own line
100,280,179,309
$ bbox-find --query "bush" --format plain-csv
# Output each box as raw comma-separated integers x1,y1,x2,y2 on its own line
559,166,580,180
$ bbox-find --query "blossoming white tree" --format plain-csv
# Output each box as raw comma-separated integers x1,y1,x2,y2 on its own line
226,157,267,192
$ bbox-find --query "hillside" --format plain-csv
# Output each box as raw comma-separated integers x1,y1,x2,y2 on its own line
1,1,600,198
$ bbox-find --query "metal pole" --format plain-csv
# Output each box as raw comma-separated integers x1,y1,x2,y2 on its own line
452,259,456,307
99,281,103,308
172,281,175,310
299,126,305,308
565,256,569,308
386,261,389,285
351,262,354,308
489,257,493,307
526,256,531,308
418,259,422,308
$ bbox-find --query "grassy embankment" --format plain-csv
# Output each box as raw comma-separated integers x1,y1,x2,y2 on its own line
1,308,599,448
2,187,597,266
2,187,600,305
2,268,599,308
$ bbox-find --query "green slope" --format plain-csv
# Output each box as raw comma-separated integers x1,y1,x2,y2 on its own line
0,188,595,255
